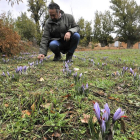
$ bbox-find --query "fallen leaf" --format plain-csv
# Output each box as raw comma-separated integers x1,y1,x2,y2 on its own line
39,77,44,81
40,103,52,109
92,116,97,123
81,114,90,123
73,68,79,71
62,94,71,98
50,110,55,114
52,132,61,137
31,103,35,112
81,114,97,124
131,131,134,135
97,90,105,96
22,110,31,118
70,83,74,87
4,104,9,107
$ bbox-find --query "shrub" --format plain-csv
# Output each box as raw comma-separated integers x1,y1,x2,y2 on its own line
0,14,23,56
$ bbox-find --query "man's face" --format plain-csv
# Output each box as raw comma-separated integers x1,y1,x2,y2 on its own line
49,9,60,22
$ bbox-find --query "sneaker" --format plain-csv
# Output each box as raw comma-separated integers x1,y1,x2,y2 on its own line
53,53,61,61
66,52,73,62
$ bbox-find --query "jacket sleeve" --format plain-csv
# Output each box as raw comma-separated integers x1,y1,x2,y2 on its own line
68,15,80,34
39,21,50,56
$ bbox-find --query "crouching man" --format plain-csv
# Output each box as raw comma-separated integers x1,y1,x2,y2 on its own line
38,2,80,61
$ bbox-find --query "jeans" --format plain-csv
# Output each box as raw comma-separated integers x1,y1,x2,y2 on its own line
49,33,80,54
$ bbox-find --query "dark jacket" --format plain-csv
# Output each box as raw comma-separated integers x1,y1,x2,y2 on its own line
39,10,80,56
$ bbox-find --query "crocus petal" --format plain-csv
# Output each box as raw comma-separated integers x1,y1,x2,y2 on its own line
113,108,124,123
102,110,109,122
93,102,100,121
104,103,110,116
101,120,106,133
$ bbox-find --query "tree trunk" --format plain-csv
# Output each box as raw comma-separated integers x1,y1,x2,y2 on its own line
127,40,133,48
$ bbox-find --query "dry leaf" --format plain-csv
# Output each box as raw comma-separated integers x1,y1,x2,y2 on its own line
50,110,55,114
4,104,9,107
74,68,79,71
52,132,61,137
62,94,71,98
92,116,97,123
31,103,35,112
39,77,44,81
70,83,74,87
81,114,90,123
22,110,31,118
98,91,105,96
50,89,54,94
131,131,134,135
40,103,52,109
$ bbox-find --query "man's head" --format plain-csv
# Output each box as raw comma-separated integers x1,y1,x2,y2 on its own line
48,3,61,22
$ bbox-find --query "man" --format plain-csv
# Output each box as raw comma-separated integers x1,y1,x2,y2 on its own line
37,2,80,61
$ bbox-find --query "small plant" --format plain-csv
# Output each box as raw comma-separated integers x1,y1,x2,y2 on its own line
88,102,126,140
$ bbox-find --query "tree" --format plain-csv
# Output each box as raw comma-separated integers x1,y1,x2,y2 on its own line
15,12,37,41
110,0,140,48
27,0,47,44
0,0,23,6
93,11,114,47
77,17,92,47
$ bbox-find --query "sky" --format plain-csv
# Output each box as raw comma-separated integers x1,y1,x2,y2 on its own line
0,0,140,26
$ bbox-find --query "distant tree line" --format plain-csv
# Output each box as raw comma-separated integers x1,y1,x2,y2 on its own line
0,0,140,56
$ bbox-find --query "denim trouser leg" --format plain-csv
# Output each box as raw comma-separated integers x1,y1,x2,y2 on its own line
68,33,80,54
49,33,80,54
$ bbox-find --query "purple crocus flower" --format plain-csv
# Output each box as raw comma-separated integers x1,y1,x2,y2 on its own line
15,67,20,73
19,66,23,72
73,72,77,78
104,103,110,117
62,69,65,73
23,66,27,72
79,73,82,78
101,120,106,133
2,72,6,76
81,84,85,92
130,68,134,75
93,102,101,122
125,67,128,71
7,71,10,76
65,62,69,68
134,73,137,79
86,83,88,89
113,108,124,123
102,109,109,122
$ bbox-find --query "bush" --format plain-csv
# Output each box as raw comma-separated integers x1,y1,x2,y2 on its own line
0,14,23,56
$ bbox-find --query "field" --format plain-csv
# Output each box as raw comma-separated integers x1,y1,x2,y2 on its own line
0,48,140,140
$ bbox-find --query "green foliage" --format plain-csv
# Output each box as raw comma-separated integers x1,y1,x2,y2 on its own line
77,17,92,47
110,0,140,48
15,12,37,41
27,0,47,44
93,10,114,47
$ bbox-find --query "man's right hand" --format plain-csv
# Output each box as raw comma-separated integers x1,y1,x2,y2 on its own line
37,54,45,60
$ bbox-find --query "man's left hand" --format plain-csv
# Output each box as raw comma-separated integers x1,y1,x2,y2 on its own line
64,32,71,41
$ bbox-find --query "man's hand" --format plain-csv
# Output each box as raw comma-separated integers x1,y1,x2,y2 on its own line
64,32,71,41
37,54,45,60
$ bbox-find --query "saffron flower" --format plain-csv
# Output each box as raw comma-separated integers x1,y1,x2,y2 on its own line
102,110,109,122
86,83,88,89
130,68,134,75
113,108,124,123
79,73,82,78
93,102,101,122
104,103,110,117
101,120,106,133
